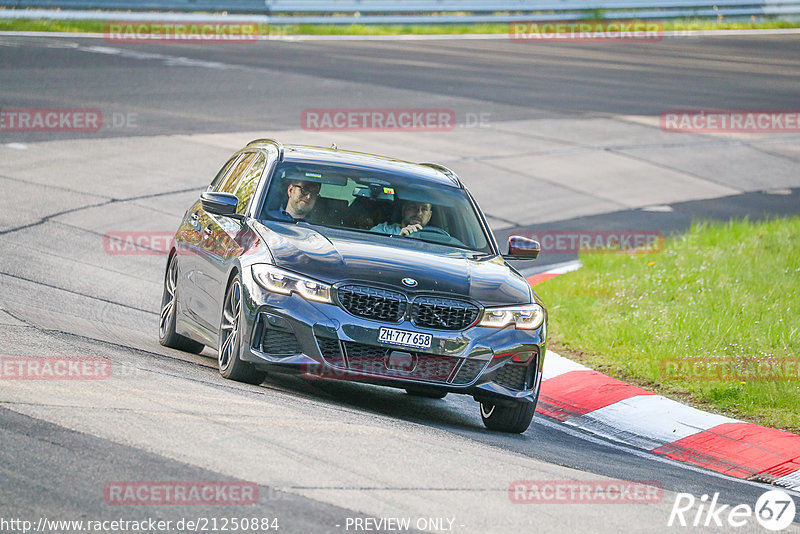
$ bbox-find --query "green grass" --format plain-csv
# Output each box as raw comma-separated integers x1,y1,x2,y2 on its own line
536,217,800,433
0,18,110,33
1,18,800,35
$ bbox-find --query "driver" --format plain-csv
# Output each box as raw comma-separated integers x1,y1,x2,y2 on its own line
268,179,321,221
371,201,447,236
285,180,321,219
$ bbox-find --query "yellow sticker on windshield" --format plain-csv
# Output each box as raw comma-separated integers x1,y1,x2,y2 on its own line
305,172,322,178
383,187,395,195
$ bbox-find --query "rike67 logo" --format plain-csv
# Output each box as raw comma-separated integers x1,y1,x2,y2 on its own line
668,489,796,530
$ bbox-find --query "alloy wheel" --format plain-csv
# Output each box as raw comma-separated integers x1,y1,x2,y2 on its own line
219,280,241,371
159,259,178,340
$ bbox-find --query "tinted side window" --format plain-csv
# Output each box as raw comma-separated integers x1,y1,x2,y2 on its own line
234,153,266,215
208,155,240,191
217,152,257,194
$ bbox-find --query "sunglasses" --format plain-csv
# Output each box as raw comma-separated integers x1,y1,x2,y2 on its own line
291,184,320,197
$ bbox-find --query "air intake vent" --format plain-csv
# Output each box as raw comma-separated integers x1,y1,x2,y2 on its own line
337,285,406,322
411,296,479,330
260,329,302,356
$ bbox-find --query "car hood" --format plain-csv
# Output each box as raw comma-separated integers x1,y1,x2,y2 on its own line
252,221,532,306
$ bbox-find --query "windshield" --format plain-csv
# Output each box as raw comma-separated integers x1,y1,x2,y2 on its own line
258,161,493,253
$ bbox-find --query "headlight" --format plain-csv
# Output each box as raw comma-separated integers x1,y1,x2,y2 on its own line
251,264,332,303
478,304,544,330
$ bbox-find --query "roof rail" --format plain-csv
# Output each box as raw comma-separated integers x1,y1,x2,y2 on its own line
246,138,284,160
420,163,461,187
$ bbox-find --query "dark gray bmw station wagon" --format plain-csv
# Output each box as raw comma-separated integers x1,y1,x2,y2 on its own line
160,139,546,432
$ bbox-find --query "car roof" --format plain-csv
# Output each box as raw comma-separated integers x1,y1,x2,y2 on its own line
245,140,462,188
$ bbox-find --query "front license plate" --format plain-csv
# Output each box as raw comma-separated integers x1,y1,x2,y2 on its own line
378,328,432,350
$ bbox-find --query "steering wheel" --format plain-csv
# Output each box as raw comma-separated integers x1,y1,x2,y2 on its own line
408,226,450,238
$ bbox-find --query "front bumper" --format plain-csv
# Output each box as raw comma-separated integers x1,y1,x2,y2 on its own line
239,272,546,405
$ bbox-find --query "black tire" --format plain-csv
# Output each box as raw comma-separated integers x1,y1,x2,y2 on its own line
405,387,448,399
218,274,266,385
479,400,536,433
159,255,205,354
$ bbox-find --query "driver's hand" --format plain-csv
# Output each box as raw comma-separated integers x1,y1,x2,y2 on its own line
400,224,423,236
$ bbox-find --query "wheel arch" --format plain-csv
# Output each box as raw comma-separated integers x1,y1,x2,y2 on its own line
164,247,178,281
225,263,242,292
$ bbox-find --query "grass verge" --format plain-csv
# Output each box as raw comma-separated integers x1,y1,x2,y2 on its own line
1,18,800,35
535,217,800,433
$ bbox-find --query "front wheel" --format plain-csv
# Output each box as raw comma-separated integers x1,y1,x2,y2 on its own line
479,401,536,433
218,274,266,385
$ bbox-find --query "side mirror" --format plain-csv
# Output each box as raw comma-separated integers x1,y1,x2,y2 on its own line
503,236,540,260
201,192,241,218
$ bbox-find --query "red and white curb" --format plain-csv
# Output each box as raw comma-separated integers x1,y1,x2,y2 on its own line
529,261,800,489
526,260,582,286
537,351,800,489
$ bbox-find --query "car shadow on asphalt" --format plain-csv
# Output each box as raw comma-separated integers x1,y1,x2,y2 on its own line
259,370,501,434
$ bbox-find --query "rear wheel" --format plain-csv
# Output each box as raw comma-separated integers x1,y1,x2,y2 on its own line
159,256,205,354
479,400,536,433
405,387,448,399
218,274,266,385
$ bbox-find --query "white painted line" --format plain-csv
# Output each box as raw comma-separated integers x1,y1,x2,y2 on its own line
276,33,512,41
0,30,504,40
542,350,590,381
566,394,740,450
663,28,800,37
519,259,581,277
5,143,28,150
546,260,583,276
74,44,234,70
774,471,800,490
641,205,674,212
0,31,109,38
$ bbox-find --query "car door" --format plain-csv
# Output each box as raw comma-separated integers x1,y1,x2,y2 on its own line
192,151,263,331
177,153,243,332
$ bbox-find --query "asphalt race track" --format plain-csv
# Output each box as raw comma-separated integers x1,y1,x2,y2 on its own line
1,33,800,533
